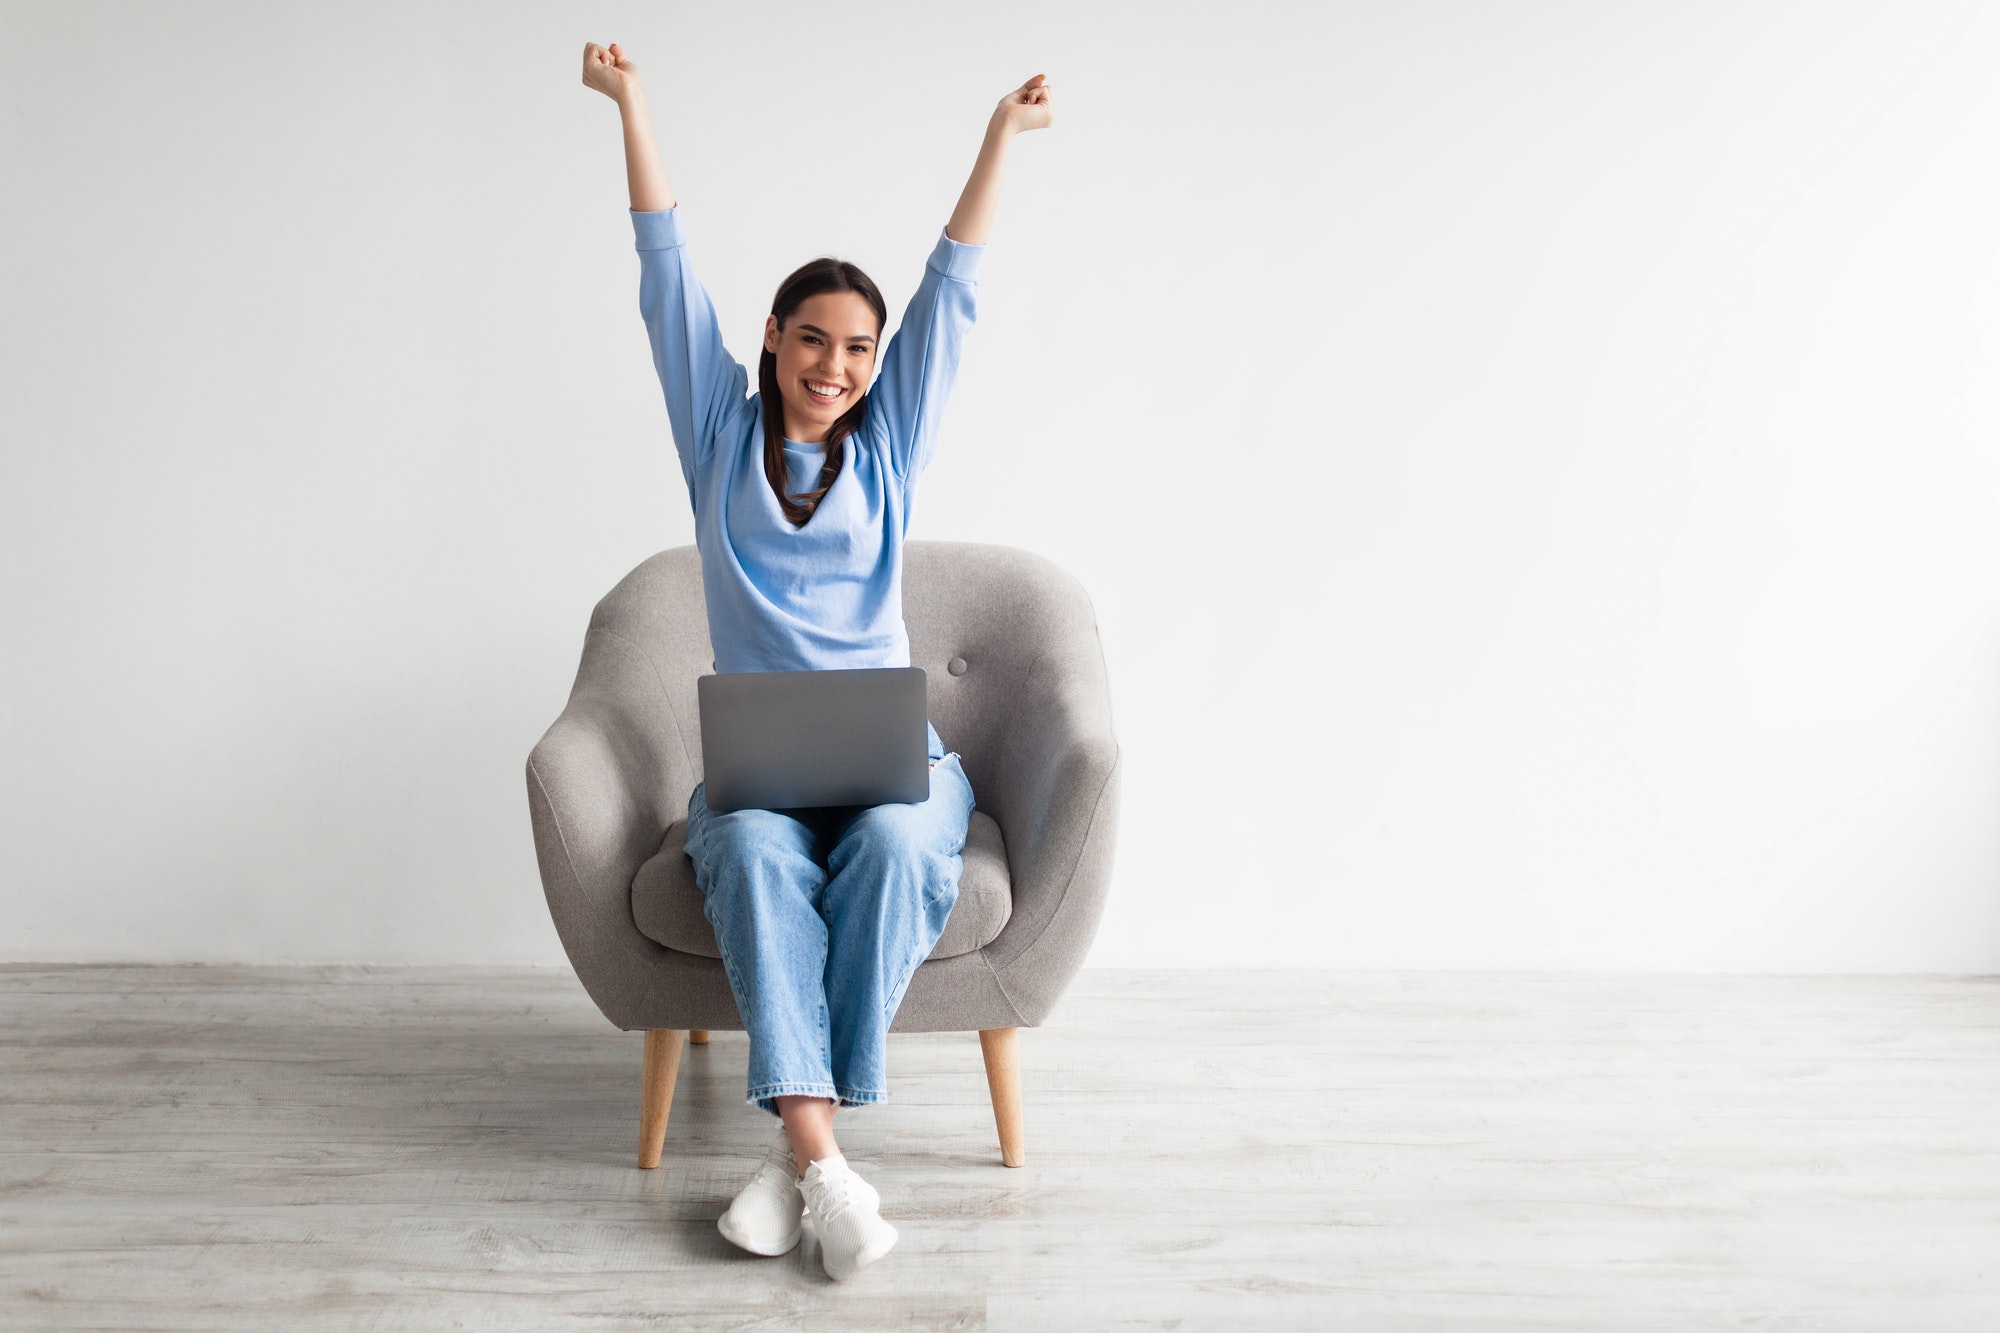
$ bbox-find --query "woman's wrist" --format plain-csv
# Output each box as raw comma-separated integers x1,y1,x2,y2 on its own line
979,115,1016,162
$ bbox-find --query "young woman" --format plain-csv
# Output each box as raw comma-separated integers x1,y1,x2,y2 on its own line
581,41,1052,1280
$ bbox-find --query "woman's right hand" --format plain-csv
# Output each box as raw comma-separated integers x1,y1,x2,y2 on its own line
582,41,642,103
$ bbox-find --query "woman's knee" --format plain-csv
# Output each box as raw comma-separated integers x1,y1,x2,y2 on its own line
688,805,817,893
692,797,805,853
841,804,927,856
831,804,964,881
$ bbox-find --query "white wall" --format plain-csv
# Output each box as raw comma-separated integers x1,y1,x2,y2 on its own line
4,1,1998,970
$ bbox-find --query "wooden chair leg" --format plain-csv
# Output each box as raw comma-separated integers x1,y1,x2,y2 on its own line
979,1027,1025,1168
638,1029,687,1169
689,1030,710,1045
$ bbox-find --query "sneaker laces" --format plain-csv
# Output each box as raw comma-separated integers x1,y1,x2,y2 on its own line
757,1137,800,1186
806,1161,861,1222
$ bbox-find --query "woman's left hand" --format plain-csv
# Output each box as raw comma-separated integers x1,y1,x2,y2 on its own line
994,74,1054,134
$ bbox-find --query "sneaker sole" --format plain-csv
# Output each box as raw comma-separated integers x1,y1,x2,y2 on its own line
823,1221,898,1281
717,1212,803,1257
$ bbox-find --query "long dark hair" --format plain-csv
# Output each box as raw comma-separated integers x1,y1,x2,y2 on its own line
758,257,888,526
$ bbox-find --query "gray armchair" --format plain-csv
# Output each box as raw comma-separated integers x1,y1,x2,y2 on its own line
525,541,1120,1168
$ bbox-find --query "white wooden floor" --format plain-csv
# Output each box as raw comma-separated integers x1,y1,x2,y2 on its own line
2,966,1996,1331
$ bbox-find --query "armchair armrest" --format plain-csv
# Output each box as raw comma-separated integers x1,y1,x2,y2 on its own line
982,640,1122,1026
525,627,699,1029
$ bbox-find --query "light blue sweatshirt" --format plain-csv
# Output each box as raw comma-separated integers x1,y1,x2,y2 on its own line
631,207,982,674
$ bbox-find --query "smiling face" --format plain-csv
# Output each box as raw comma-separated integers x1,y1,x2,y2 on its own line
762,291,881,443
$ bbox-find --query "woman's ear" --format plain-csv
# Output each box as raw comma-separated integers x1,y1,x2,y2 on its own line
763,315,781,355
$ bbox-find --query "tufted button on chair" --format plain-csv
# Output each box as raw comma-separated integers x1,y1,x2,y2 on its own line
525,541,1121,1167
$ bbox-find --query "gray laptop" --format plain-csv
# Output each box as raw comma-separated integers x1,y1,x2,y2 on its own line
697,667,929,813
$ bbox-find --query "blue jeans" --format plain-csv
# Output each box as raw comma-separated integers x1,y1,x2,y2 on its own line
683,722,975,1115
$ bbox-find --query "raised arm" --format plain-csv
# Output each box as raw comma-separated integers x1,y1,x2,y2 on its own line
869,75,1055,481
583,42,747,498
947,74,1055,244
584,43,674,211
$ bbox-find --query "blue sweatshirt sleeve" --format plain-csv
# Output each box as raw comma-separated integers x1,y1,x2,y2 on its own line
632,207,750,500
866,229,983,482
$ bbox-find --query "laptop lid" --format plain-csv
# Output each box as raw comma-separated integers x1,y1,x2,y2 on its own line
697,667,929,813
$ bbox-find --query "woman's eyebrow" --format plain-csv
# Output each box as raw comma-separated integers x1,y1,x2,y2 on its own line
797,322,876,344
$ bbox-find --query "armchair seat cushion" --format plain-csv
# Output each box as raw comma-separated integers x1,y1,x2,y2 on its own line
631,809,1013,962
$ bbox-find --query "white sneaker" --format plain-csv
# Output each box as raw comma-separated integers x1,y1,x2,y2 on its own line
716,1131,804,1256
799,1153,898,1280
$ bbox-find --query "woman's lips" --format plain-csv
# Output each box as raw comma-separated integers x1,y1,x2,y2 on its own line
804,379,845,404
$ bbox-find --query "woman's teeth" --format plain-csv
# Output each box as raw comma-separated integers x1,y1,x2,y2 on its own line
806,381,844,402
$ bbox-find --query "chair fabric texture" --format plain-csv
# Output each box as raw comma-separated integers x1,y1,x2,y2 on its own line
526,541,1121,1035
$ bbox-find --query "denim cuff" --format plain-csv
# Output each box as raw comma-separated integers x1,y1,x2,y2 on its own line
748,1081,830,1117
749,1081,838,1103
745,1081,889,1115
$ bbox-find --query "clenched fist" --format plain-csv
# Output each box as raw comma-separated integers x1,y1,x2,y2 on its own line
994,74,1054,134
582,41,642,103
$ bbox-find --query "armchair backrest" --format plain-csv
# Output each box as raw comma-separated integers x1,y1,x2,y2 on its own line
581,541,1113,812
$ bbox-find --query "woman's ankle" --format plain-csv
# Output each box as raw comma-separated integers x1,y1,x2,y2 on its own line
774,1094,839,1175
